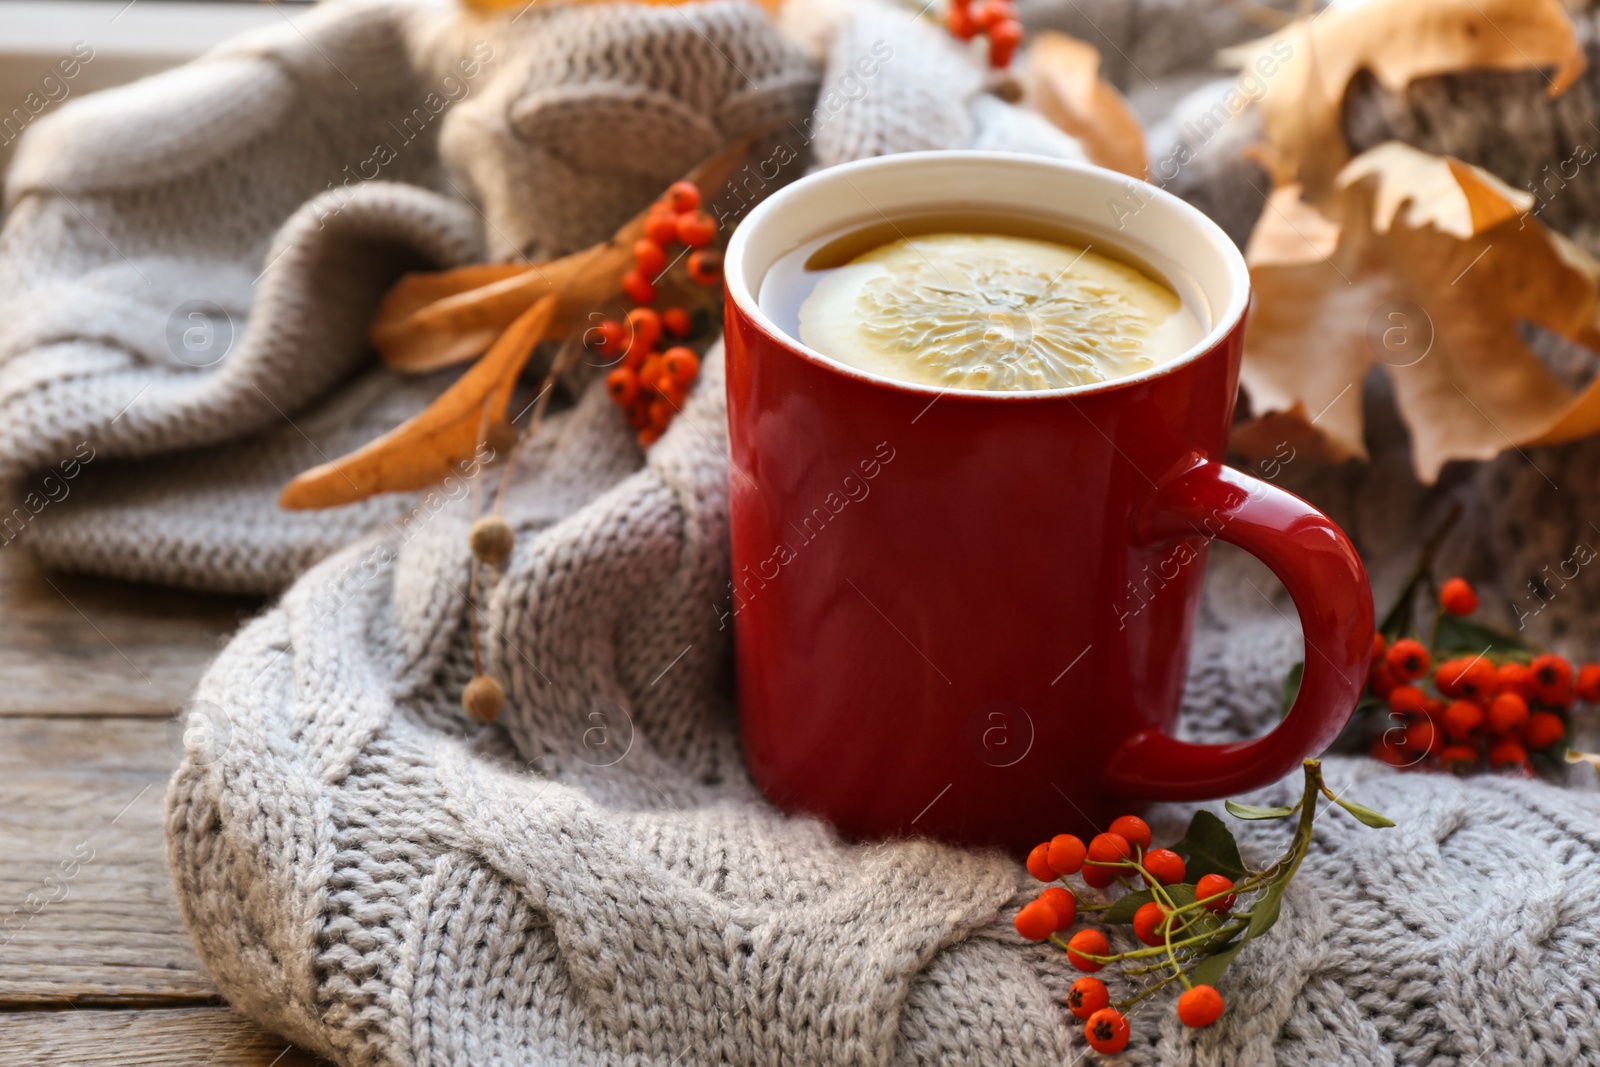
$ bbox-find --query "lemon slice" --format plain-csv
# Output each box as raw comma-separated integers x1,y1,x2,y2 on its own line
797,233,1202,392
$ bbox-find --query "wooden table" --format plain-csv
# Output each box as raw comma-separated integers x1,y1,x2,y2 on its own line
0,548,329,1065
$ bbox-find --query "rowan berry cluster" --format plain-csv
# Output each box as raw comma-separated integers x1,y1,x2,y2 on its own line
946,0,1024,68
1013,761,1391,1054
588,180,721,447
1365,576,1594,774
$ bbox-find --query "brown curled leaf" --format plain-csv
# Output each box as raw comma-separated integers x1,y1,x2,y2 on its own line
1235,142,1600,482
1220,0,1583,199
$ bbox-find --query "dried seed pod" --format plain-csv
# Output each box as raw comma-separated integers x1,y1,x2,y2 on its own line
470,516,515,566
462,674,505,724
484,420,520,457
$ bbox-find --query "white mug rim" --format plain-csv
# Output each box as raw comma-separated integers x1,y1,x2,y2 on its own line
722,150,1252,402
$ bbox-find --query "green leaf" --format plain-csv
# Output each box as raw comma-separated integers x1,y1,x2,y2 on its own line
1189,879,1288,987
1278,660,1304,718
1377,575,1422,642
1244,878,1286,939
1189,934,1245,987
1170,810,1249,883
1333,797,1395,828
1433,613,1531,657
1225,799,1298,820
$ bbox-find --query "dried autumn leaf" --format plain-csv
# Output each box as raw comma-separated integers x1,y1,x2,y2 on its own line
280,295,559,510
1023,31,1148,179
1237,141,1600,482
282,134,765,509
373,258,581,373
1220,0,1583,197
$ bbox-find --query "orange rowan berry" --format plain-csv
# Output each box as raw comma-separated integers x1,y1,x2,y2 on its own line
1530,653,1576,707
663,180,701,214
1461,663,1500,703
687,248,723,286
589,317,627,357
1386,639,1430,683
657,379,689,409
1439,658,1498,703
636,426,662,447
662,306,694,339
1141,848,1185,887
605,367,638,407
987,18,1023,67
1177,984,1225,1028
1487,691,1530,736
1523,710,1566,751
1433,658,1468,698
1084,1007,1130,1054
1388,685,1428,718
1108,815,1151,850
633,238,667,279
647,397,673,432
1579,664,1600,703
1065,929,1109,972
1132,901,1170,946
1026,842,1056,882
1080,863,1118,889
1499,663,1532,699
625,307,662,352
1439,577,1479,617
621,400,649,430
1039,886,1076,931
1441,700,1484,742
1440,744,1479,774
1489,738,1530,771
676,210,717,248
971,0,1016,28
1404,717,1441,756
1370,734,1409,767
1066,976,1109,1021
1046,834,1087,877
1196,873,1236,912
637,354,665,391
622,269,656,305
948,3,977,39
1369,660,1399,700
1014,899,1057,942
662,346,700,386
1086,832,1131,868
644,207,679,247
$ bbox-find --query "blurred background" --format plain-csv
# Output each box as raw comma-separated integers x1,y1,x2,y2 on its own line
0,0,400,176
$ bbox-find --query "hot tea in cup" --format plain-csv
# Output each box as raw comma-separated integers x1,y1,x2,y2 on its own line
758,211,1204,392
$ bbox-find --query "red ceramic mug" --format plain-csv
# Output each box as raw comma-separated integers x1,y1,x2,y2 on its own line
721,152,1372,855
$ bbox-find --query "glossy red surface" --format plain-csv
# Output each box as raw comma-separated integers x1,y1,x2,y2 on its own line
724,270,1372,859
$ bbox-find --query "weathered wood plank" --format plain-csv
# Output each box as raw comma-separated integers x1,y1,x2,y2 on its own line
0,717,216,1004
0,549,256,716
0,1007,331,1066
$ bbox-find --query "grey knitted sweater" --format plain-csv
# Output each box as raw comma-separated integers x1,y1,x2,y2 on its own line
4,1,1600,1064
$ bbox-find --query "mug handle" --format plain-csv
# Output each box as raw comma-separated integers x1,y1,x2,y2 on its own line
1100,455,1373,800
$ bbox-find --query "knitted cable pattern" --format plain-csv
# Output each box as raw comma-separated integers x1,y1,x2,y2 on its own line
2,1,1600,1063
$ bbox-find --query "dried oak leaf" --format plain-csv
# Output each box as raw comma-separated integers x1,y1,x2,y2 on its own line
1220,0,1584,197
1237,141,1600,483
1023,31,1148,179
